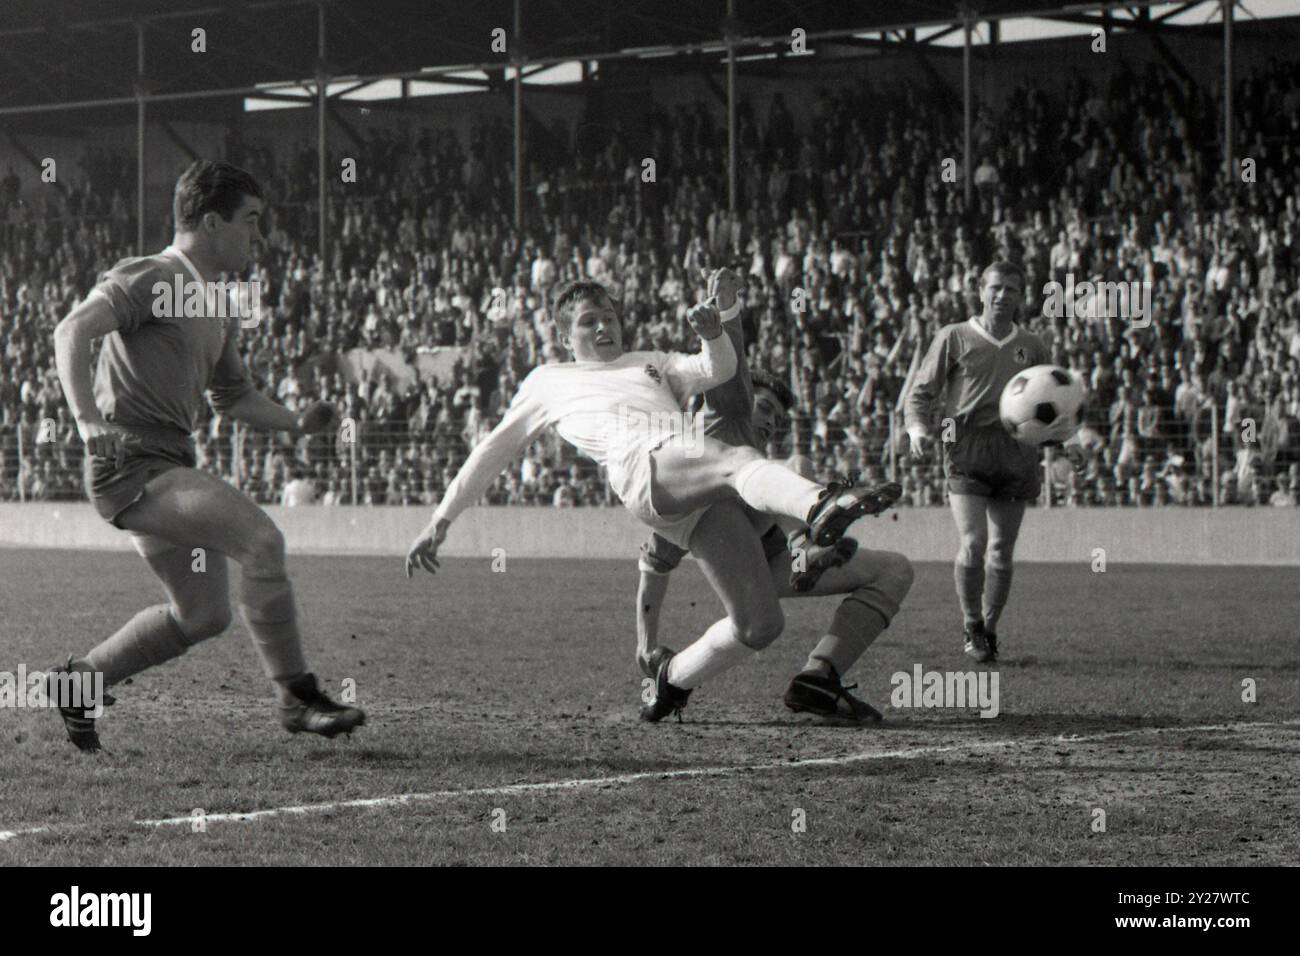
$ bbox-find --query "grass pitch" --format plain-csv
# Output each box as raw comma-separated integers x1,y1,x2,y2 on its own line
1,548,1297,865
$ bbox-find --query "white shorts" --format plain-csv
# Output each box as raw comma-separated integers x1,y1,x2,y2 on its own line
130,532,184,557
610,436,708,551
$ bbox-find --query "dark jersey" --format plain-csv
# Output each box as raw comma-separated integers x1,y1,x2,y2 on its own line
88,246,253,434
904,318,1051,432
690,309,757,448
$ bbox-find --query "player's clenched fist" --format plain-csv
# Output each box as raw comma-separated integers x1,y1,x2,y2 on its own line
79,419,127,467
296,400,339,436
687,298,723,340
706,267,743,312
405,518,449,579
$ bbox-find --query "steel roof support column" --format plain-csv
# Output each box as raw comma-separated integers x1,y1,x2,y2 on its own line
963,10,973,208
317,1,328,268
136,22,146,254
1223,0,1233,184
513,0,524,235
726,0,737,215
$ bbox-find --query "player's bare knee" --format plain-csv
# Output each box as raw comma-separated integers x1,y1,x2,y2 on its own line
959,535,987,565
987,541,1015,568
734,602,784,649
881,552,915,601
242,524,286,574
174,601,233,643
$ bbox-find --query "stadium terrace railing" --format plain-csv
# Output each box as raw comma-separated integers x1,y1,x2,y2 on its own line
6,404,1299,509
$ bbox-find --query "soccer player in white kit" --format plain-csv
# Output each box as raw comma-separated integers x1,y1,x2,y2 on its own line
405,281,901,720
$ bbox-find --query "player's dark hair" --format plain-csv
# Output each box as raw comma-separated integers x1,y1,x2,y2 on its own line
172,160,264,232
751,370,796,413
981,260,1025,291
551,280,615,336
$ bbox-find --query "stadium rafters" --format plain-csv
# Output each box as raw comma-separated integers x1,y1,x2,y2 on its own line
0,0,1280,251
0,0,1266,114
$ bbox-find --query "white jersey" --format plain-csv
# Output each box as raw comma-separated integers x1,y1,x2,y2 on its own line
432,332,737,525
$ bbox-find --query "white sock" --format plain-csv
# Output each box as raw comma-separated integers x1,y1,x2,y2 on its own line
734,460,823,524
667,618,755,689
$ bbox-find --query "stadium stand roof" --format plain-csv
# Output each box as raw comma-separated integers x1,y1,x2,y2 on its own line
0,0,1249,118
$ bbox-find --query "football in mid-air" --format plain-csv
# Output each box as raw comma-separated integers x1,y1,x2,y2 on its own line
999,364,1086,446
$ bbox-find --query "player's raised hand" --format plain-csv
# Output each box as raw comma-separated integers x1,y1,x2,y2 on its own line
687,298,723,340
79,419,127,469
705,267,743,312
405,519,449,579
296,400,340,436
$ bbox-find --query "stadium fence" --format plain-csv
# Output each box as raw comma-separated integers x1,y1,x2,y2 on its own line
5,403,1299,509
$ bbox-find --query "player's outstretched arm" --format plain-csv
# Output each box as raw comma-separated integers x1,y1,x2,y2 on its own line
54,294,126,465
406,518,449,578
219,390,339,438
206,316,337,437
218,390,294,433
406,383,545,578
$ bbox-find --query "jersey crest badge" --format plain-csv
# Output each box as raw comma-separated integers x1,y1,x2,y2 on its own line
1013,345,1028,364
644,364,662,385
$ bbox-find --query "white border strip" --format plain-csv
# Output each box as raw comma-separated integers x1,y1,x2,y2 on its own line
2,720,1290,843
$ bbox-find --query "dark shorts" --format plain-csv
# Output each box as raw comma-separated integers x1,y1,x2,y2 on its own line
944,424,1041,501
639,517,787,574
639,532,688,574
639,413,765,573
84,427,196,528
759,523,788,562
704,415,758,450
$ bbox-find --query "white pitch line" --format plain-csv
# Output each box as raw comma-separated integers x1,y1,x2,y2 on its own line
0,825,51,842
1,719,1292,844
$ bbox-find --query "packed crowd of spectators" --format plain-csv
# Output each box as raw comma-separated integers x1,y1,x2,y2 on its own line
5,54,1300,509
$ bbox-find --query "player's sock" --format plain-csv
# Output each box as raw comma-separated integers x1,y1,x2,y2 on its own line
954,559,985,626
666,618,754,690
238,573,308,705
83,605,190,687
982,561,1013,631
802,590,891,678
733,459,823,524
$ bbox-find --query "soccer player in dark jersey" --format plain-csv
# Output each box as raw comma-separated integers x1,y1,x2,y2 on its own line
634,269,908,722
49,160,363,750
904,260,1072,663
637,369,914,722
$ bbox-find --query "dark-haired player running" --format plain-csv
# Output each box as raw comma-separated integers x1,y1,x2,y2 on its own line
51,160,363,750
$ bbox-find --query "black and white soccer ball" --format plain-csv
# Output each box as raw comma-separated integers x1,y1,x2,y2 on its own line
999,364,1086,446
